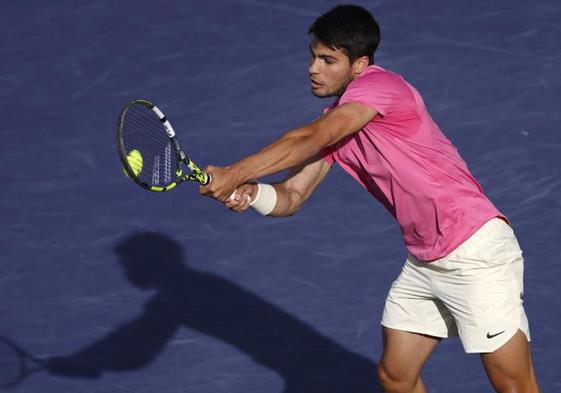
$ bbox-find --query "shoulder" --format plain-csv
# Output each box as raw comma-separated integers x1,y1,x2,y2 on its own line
338,66,415,115
348,65,409,92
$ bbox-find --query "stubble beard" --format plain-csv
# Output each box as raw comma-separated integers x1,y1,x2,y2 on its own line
312,74,354,98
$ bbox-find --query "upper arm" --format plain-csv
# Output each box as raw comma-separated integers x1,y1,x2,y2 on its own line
310,102,377,148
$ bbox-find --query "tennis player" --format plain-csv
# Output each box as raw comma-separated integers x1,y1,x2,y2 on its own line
200,5,541,393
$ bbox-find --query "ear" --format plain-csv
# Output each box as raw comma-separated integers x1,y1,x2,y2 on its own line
352,56,370,77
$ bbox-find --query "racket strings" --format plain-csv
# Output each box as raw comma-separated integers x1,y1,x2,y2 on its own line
121,105,181,186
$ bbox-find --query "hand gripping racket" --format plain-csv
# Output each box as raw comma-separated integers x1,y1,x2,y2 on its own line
116,99,211,192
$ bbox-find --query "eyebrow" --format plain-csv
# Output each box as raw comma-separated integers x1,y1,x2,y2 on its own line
309,45,338,61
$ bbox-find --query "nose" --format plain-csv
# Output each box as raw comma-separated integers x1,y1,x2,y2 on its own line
309,57,319,75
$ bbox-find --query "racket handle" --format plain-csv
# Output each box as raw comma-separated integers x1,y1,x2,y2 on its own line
202,173,237,202
203,173,212,185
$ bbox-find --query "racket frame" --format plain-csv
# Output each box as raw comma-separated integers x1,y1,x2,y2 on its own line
116,99,211,192
0,336,46,388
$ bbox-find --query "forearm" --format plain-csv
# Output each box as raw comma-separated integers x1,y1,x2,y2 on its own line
227,155,330,216
231,124,322,185
267,183,304,217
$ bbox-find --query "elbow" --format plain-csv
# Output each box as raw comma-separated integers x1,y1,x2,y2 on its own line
268,188,304,218
286,190,305,216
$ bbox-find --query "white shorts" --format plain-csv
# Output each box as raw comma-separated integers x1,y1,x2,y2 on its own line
381,218,530,353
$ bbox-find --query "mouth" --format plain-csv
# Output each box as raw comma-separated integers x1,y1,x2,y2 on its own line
310,79,322,89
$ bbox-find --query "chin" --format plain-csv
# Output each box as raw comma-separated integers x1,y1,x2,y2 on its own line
311,88,334,98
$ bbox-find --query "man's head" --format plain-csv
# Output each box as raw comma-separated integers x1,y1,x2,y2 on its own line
308,5,380,97
114,232,187,289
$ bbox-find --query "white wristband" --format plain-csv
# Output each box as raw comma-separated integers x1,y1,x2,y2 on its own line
249,183,277,215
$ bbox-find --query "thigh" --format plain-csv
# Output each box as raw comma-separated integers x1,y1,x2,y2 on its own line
382,256,458,339
431,219,530,353
379,327,441,383
480,330,540,392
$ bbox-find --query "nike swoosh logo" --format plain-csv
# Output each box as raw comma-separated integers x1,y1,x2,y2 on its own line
486,331,506,339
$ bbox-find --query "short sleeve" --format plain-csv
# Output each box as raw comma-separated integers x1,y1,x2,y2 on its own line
338,72,400,116
319,146,335,166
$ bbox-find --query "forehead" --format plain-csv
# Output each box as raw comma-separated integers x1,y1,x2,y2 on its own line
309,37,347,59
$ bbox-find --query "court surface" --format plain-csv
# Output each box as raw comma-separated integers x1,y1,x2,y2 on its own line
1,1,560,392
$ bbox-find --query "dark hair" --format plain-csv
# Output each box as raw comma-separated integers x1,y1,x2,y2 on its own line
308,4,380,64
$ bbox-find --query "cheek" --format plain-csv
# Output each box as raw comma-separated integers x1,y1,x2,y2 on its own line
324,69,341,86
330,71,350,91
317,63,352,93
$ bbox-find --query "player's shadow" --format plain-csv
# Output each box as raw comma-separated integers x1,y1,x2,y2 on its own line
47,232,382,392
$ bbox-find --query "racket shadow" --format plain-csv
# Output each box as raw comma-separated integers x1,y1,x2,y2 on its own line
47,232,382,393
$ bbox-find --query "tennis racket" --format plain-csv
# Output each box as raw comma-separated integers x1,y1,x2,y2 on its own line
0,336,47,388
116,99,211,192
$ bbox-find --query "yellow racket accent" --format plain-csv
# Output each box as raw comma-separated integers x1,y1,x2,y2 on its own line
150,183,177,192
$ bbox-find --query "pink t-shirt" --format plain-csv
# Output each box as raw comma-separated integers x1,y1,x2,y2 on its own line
320,65,508,261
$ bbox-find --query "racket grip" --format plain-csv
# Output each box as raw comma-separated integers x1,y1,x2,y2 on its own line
201,172,236,202
203,173,212,185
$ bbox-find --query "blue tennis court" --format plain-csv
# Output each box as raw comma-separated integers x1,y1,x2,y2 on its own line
2,1,560,392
